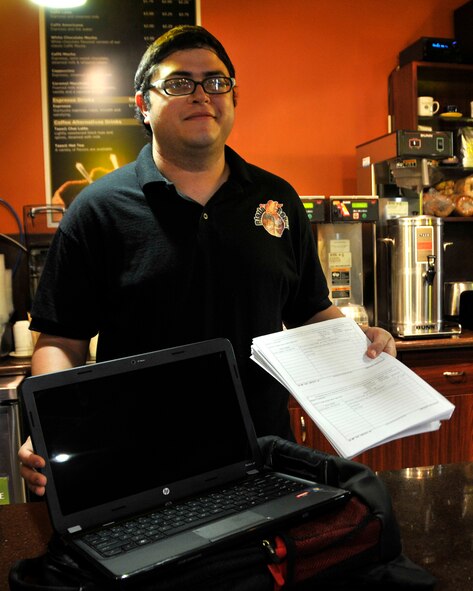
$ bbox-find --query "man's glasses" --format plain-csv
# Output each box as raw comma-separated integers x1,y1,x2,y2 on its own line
149,76,236,96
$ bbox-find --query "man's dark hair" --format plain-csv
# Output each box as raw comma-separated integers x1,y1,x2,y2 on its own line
134,25,236,133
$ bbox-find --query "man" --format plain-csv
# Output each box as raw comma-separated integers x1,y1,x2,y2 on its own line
19,25,396,497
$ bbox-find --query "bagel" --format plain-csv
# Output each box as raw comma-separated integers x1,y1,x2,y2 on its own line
454,193,473,217
454,175,473,196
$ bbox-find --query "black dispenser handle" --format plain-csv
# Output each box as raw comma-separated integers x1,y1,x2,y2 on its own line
423,254,436,286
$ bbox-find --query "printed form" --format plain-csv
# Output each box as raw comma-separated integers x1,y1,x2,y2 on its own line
251,317,455,458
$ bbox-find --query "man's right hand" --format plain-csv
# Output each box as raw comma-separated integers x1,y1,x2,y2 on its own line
19,436,47,497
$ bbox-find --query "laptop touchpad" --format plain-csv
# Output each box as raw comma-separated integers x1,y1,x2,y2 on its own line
193,511,271,541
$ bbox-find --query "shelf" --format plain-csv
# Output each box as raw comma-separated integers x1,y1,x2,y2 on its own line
436,165,473,177
443,216,473,222
419,116,473,124
389,60,473,132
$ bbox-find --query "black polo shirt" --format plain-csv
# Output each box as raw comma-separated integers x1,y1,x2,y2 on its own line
30,143,331,437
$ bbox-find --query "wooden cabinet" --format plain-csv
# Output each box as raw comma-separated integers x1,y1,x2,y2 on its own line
388,61,473,132
388,60,473,176
397,346,472,396
386,60,473,285
289,330,473,472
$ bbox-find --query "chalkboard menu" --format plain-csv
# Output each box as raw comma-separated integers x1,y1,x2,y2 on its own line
40,0,198,212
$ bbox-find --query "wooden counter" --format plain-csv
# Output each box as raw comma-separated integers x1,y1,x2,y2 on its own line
289,328,473,472
395,328,473,410
3,332,473,473
394,328,473,351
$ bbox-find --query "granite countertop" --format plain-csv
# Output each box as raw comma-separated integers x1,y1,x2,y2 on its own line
380,462,473,590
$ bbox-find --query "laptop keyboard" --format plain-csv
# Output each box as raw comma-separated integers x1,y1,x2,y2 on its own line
81,473,307,557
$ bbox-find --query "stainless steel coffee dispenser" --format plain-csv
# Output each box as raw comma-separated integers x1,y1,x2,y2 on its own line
381,215,461,338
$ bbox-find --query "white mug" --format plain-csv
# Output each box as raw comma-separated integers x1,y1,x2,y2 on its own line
418,96,440,116
12,320,33,355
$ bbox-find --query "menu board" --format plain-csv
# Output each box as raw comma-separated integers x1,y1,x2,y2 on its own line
40,0,199,214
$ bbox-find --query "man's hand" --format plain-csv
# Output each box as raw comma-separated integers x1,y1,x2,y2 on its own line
301,305,397,360
18,436,47,497
362,325,397,359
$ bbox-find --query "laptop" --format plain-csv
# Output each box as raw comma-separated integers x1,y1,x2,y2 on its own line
20,337,350,587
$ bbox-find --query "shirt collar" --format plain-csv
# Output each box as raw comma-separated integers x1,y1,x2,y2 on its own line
135,142,253,193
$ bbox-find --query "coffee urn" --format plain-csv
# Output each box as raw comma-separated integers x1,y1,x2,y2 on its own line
381,215,461,338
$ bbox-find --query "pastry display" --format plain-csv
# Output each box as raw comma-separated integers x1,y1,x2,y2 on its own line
453,175,473,217
423,176,473,217
422,180,455,217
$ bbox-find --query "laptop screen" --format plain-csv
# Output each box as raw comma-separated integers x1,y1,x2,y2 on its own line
30,349,254,516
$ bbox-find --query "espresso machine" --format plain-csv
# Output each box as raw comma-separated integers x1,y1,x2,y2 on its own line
356,130,461,337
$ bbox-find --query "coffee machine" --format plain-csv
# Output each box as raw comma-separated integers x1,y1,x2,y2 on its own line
302,196,378,326
356,130,461,337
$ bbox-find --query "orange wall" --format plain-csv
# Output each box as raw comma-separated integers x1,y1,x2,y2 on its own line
0,0,468,232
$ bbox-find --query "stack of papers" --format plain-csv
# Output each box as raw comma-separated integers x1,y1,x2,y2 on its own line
251,317,455,459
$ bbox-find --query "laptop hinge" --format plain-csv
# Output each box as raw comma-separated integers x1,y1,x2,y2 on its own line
68,525,82,533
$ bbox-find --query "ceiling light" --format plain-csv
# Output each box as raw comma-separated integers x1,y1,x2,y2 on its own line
30,0,87,8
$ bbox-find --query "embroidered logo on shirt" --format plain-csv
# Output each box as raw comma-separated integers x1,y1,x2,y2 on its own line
254,200,289,237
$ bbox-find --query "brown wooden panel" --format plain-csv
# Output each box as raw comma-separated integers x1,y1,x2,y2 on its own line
398,347,473,397
289,392,473,472
397,347,473,366
388,62,417,131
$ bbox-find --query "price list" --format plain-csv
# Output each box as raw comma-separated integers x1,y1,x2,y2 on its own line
42,0,198,210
